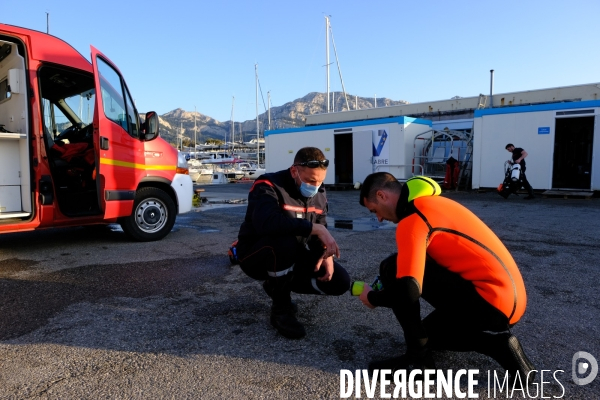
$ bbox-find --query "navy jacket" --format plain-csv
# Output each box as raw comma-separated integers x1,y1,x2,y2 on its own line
237,168,328,252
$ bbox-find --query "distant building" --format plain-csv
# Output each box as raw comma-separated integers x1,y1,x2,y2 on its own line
267,82,600,191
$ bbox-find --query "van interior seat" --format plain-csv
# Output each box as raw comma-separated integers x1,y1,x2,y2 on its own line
43,126,68,168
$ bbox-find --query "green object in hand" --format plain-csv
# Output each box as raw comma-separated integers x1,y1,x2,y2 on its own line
351,276,383,296
351,281,365,296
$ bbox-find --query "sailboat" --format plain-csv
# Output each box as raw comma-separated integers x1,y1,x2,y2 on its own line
243,137,265,147
238,161,265,179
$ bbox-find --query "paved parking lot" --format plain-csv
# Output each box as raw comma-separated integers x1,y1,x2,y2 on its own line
0,183,598,399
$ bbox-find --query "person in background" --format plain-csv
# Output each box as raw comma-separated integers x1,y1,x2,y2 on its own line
357,173,535,384
506,144,535,199
236,147,350,339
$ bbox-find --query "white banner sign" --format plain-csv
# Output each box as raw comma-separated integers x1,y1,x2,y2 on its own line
372,129,389,171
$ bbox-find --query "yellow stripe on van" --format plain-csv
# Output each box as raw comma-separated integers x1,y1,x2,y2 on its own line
100,157,175,171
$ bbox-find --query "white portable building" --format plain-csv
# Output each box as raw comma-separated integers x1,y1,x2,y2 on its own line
265,116,432,185
472,100,600,191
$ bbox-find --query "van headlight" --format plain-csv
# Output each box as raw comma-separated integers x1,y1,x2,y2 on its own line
176,153,189,174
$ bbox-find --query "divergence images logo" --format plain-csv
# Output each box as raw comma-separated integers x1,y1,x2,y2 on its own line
572,351,598,386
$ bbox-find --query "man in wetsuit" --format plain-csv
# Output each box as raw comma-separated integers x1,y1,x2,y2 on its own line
357,173,535,382
237,147,350,339
506,143,535,199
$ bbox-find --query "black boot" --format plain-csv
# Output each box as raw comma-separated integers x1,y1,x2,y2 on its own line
266,277,305,339
270,303,305,339
505,335,536,384
479,333,536,385
263,280,297,314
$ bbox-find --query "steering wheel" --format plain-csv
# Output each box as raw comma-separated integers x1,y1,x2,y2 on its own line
56,122,91,143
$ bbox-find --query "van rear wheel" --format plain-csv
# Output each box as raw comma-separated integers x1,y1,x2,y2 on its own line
120,187,176,241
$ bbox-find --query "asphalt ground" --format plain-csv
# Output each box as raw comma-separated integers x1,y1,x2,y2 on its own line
0,182,598,399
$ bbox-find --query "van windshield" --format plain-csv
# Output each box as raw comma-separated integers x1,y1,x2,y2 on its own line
62,89,95,127
39,66,96,143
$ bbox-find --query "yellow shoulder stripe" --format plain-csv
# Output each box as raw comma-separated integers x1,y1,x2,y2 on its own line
100,157,175,171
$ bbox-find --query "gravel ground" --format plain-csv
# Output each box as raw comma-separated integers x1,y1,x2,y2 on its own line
0,183,598,399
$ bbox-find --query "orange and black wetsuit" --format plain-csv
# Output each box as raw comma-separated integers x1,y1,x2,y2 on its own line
368,182,527,355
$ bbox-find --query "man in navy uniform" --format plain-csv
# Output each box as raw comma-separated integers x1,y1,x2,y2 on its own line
236,147,350,339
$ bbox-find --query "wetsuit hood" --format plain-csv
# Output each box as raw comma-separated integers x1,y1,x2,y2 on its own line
396,176,442,219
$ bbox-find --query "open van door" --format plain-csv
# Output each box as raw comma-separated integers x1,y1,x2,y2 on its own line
90,46,143,219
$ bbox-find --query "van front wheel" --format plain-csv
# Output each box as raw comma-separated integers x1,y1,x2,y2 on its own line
120,187,176,241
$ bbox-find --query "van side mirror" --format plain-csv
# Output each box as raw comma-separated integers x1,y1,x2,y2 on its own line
142,111,159,141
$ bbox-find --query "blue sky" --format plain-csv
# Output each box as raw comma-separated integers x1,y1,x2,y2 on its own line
5,0,600,122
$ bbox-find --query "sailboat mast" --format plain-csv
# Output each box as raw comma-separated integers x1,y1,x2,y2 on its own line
194,106,197,158
267,91,271,131
325,15,330,113
230,96,234,155
255,64,260,165
329,21,350,112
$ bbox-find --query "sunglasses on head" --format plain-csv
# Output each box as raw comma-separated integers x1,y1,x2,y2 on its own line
293,159,330,168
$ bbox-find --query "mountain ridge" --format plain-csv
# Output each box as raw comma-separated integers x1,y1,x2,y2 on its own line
157,92,408,145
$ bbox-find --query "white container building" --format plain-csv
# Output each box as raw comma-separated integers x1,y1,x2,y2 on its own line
288,81,600,191
265,117,432,185
472,100,600,191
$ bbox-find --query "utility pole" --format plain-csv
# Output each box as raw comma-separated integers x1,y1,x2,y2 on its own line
490,69,495,108
46,12,50,34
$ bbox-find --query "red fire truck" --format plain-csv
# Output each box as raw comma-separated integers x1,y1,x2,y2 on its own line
0,24,193,241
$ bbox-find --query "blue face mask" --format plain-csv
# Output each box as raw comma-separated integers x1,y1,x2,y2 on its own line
297,173,320,197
